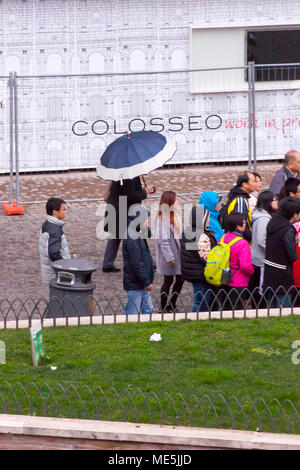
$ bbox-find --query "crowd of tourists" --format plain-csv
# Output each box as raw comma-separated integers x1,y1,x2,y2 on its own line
39,149,300,315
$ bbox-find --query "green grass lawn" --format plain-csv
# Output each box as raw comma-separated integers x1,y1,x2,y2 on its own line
1,316,300,431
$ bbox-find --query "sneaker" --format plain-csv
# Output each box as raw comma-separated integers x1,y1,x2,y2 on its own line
102,267,121,273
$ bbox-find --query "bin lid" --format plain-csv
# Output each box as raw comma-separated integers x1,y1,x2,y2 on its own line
51,258,98,273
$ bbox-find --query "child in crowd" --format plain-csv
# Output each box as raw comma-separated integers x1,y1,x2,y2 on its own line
122,207,154,315
222,212,254,310
39,197,70,283
278,177,300,202
156,191,184,313
199,191,224,242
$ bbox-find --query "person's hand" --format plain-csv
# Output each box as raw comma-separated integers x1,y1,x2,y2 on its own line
145,185,155,194
144,284,152,291
168,260,176,266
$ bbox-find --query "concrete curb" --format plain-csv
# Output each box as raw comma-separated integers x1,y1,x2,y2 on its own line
0,414,300,450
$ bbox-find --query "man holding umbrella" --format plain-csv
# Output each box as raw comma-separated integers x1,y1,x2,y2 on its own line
98,130,177,273
102,177,152,272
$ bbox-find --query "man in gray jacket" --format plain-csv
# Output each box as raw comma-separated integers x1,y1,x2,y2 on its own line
269,150,300,196
39,198,71,283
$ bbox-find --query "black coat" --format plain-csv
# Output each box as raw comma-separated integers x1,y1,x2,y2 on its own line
122,235,154,291
181,227,217,283
263,214,298,293
104,177,147,238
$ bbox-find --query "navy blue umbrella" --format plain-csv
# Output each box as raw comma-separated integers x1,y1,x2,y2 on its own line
97,130,177,184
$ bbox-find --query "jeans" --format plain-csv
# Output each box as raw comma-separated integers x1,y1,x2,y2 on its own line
266,292,292,308
192,281,213,312
123,290,154,315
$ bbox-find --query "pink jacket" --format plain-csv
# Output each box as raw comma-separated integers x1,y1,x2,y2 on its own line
223,232,254,287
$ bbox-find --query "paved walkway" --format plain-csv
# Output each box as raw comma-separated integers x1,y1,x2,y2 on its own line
0,161,280,302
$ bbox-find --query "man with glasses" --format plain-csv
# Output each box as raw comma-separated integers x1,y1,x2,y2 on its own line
249,171,262,213
225,171,258,243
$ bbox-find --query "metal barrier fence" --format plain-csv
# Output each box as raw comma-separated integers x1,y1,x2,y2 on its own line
0,382,299,434
1,286,300,328
4,61,300,206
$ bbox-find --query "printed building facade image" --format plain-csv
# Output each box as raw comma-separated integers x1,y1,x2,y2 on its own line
1,0,300,172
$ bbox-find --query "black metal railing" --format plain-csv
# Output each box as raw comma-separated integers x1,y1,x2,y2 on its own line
0,382,299,434
0,286,300,328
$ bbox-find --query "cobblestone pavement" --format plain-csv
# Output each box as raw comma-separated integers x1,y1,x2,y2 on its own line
0,161,281,308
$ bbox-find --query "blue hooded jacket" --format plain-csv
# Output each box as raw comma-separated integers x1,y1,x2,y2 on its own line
199,191,225,242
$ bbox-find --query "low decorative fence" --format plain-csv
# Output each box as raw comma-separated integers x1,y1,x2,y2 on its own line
0,286,300,328
0,382,299,434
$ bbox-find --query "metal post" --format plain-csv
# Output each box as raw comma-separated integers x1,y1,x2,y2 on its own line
13,72,20,206
250,62,257,172
247,63,253,170
8,72,14,207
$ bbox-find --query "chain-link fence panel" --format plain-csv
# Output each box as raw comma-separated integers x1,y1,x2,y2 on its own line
4,65,300,203
253,63,300,161
14,66,253,203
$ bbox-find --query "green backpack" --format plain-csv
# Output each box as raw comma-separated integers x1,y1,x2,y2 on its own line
204,235,242,286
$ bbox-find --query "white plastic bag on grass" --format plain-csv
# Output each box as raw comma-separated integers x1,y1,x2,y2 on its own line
150,333,161,342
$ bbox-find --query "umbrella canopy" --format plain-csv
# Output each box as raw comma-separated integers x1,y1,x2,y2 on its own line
96,130,177,182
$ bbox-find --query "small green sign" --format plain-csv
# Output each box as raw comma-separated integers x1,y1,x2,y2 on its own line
30,322,45,367
0,341,5,365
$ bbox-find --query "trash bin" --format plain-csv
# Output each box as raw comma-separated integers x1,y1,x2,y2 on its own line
47,258,98,318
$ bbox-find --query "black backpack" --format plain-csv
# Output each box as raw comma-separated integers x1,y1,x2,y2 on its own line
218,199,231,230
